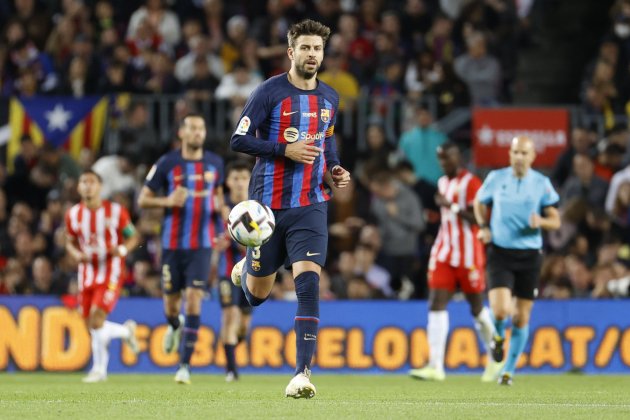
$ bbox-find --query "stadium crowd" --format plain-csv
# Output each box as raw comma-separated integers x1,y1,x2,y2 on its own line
0,0,629,300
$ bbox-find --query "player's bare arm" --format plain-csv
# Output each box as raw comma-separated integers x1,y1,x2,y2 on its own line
65,235,89,263
529,206,561,230
109,223,141,258
137,185,188,209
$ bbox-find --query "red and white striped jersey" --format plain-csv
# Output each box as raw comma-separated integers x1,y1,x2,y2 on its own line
65,200,131,289
430,170,485,269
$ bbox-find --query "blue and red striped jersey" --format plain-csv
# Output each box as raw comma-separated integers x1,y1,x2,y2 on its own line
214,200,245,279
145,150,224,250
230,73,340,209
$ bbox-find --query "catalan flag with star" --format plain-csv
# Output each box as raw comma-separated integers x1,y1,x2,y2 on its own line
7,96,109,173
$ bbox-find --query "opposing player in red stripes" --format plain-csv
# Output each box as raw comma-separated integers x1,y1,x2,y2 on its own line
138,113,224,384
65,169,140,383
409,142,501,382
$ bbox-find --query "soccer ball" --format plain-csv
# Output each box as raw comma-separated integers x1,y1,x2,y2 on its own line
227,200,275,247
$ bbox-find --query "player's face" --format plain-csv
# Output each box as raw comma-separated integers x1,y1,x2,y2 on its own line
437,147,459,177
226,169,251,197
179,116,206,150
509,137,536,176
289,35,324,80
77,173,102,201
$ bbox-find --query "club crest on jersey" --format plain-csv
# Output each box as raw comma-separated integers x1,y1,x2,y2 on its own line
235,116,251,135
320,109,330,123
204,171,215,183
283,127,299,143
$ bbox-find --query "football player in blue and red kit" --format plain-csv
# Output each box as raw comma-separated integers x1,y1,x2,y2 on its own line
138,113,224,384
230,19,350,398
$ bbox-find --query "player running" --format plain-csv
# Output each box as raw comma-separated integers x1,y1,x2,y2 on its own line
409,143,501,382
230,19,350,398
138,113,224,384
212,161,254,382
65,169,140,383
474,136,560,385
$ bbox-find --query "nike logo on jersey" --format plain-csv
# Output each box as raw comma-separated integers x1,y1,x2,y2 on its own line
306,251,321,257
282,110,299,116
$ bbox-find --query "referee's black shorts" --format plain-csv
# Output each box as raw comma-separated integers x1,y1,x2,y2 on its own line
486,244,543,300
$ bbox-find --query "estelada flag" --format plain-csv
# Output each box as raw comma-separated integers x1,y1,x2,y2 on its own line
7,96,108,173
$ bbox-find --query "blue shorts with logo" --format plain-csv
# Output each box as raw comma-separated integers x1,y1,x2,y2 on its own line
161,248,212,294
218,278,253,313
246,201,328,277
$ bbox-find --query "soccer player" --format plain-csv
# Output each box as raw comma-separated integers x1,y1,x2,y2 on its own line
65,169,140,383
230,19,350,398
213,160,254,382
473,136,560,385
137,113,224,384
409,142,501,382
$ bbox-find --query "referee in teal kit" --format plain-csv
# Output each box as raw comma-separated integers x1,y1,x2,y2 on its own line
473,136,560,386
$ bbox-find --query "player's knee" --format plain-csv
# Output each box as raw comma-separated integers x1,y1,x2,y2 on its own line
294,271,319,303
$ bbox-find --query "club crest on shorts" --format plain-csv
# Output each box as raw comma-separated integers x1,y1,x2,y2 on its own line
251,260,261,272
320,109,330,123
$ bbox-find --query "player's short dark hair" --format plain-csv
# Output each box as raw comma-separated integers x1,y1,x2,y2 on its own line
438,141,460,153
180,112,206,128
287,19,331,49
226,160,253,176
81,169,103,183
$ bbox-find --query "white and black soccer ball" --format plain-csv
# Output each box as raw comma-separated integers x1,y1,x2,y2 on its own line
227,200,275,247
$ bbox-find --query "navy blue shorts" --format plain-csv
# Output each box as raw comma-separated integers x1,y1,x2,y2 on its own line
246,201,328,277
161,248,212,294
218,278,252,313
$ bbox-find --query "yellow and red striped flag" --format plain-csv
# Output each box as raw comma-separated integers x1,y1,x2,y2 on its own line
8,96,109,173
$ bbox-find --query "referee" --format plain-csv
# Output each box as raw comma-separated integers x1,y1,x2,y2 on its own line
473,136,560,386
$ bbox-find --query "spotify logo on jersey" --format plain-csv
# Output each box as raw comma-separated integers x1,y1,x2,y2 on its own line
283,127,299,143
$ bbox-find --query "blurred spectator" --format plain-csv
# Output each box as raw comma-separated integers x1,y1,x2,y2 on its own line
7,38,58,93
397,105,446,186
174,35,224,84
424,13,455,63
31,255,66,295
127,0,182,47
368,170,424,295
184,55,221,102
57,56,95,97
220,14,249,72
118,101,161,165
560,154,609,210
454,31,501,104
605,154,630,218
552,126,595,187
92,154,139,199
354,122,397,186
12,0,52,50
353,242,391,298
215,60,263,124
144,50,181,93
424,61,470,118
202,0,227,53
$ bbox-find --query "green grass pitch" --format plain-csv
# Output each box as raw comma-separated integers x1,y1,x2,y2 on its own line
1,373,629,419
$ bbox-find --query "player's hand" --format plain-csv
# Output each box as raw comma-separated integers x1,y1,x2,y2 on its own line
212,235,231,251
72,251,90,263
168,186,188,207
331,165,350,188
434,193,450,208
285,139,323,164
529,212,541,229
477,226,492,244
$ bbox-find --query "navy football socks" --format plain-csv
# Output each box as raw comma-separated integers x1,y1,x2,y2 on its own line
167,315,181,330
224,344,236,373
181,315,200,365
294,271,320,376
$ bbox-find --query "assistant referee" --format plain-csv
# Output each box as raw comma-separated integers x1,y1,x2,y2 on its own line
473,136,561,386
